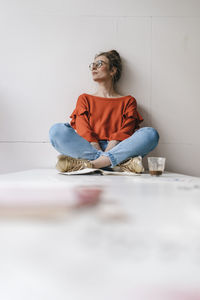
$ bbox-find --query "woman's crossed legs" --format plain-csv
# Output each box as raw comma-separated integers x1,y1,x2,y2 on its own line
49,122,159,169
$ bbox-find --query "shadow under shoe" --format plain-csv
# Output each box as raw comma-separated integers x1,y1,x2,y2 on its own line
117,156,144,173
56,155,93,172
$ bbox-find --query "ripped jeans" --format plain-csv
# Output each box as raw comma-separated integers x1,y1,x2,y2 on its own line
49,122,159,168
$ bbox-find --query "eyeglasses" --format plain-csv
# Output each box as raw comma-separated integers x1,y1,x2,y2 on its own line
89,60,109,71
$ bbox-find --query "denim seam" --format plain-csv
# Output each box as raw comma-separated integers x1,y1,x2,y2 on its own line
94,150,104,160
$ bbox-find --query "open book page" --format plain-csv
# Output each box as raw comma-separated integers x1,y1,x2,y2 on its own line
58,168,141,176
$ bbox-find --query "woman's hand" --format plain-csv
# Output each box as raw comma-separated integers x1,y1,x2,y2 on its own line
90,142,102,151
104,140,120,152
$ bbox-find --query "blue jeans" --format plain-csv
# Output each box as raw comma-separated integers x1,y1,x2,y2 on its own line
49,123,159,168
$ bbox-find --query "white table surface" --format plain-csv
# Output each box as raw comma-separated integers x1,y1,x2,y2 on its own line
0,169,200,300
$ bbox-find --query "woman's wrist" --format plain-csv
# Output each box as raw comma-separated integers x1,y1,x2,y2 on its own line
104,140,120,152
90,142,102,150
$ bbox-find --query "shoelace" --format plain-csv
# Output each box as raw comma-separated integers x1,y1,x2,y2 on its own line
119,157,144,173
63,157,92,172
70,160,90,172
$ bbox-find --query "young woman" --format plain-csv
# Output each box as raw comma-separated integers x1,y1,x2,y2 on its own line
49,50,159,173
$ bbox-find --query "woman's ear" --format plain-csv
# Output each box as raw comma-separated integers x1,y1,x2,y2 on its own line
111,66,117,77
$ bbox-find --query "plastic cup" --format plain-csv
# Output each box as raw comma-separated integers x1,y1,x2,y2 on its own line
147,157,166,176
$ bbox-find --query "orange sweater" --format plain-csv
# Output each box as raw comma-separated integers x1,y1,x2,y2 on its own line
69,93,144,143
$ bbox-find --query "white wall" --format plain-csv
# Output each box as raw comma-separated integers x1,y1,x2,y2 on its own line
0,0,200,176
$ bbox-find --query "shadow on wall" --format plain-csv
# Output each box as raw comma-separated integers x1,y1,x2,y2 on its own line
137,104,149,128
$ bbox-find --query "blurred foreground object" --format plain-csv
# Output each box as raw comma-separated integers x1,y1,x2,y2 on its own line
0,182,102,218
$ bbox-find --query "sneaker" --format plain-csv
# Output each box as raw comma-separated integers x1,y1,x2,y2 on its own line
56,154,93,172
118,156,144,173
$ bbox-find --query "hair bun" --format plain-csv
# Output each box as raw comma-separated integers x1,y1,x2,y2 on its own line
110,49,120,56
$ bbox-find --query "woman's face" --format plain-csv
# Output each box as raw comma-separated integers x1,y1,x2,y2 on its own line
91,55,116,83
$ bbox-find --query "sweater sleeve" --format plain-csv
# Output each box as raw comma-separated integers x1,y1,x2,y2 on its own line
69,95,99,143
109,97,144,141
